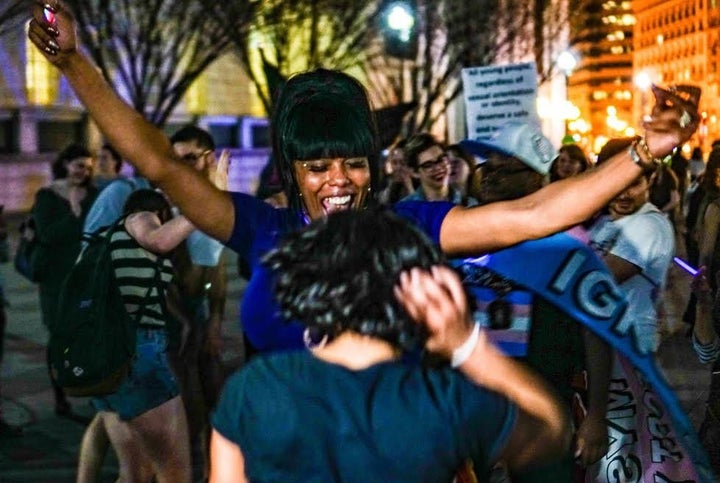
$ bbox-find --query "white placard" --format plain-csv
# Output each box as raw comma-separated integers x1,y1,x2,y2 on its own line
461,62,540,140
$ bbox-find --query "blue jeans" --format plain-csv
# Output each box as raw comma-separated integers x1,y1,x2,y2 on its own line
92,328,179,421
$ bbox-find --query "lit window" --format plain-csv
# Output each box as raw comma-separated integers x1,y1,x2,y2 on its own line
185,74,207,115
611,46,624,54
25,24,59,106
657,34,664,45
593,91,608,100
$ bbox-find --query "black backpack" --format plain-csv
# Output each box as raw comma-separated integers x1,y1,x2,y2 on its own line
49,218,159,397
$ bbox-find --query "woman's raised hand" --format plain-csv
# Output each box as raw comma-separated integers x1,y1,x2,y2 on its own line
643,84,701,159
28,1,78,67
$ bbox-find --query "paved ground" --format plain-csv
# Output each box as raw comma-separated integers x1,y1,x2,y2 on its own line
0,215,248,482
0,217,712,482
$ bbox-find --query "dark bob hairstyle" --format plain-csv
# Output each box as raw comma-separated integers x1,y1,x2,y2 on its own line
123,189,172,224
262,208,443,350
271,69,380,216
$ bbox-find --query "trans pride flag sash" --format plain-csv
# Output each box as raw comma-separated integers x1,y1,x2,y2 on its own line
464,232,714,482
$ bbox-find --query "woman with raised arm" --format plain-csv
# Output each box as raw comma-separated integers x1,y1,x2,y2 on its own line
28,1,701,353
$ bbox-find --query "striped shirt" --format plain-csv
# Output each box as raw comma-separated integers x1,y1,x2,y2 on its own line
110,224,174,328
692,331,720,364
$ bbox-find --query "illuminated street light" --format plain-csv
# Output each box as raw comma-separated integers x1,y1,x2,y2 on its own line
557,50,578,135
557,50,578,77
385,2,414,42
634,71,652,91
382,1,416,59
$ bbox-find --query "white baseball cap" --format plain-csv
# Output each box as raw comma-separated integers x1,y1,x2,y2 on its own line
460,122,558,175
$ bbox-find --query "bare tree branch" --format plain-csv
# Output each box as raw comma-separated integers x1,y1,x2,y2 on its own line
0,0,32,37
66,0,255,126
220,0,384,115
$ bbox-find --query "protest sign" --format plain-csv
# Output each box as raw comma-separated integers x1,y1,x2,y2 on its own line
461,62,540,140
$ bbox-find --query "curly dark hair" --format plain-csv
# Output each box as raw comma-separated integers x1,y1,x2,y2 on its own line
262,209,443,350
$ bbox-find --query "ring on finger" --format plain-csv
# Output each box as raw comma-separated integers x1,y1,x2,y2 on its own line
679,110,692,129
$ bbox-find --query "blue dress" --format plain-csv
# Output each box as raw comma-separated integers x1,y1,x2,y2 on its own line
224,192,455,351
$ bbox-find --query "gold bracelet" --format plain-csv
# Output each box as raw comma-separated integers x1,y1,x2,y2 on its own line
636,138,672,167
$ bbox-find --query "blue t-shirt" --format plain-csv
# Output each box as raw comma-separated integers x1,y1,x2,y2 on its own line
212,351,516,482
83,177,151,235
225,193,455,352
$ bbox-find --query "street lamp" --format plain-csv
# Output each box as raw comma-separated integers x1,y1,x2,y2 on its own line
383,1,416,59
634,71,652,121
386,2,414,42
557,50,578,78
557,50,578,135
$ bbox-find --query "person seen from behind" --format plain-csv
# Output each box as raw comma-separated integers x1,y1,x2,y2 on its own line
210,209,572,482
88,189,195,481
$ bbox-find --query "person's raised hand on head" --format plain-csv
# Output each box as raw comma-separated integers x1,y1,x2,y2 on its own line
28,1,78,67
394,265,474,358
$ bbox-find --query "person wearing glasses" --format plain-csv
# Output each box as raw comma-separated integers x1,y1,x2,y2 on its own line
28,2,701,359
401,133,478,206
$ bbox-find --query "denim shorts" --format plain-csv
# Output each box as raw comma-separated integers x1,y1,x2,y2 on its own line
92,328,179,421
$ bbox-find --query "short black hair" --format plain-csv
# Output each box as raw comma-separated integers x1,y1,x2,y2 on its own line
170,125,215,151
262,209,443,350
271,69,380,215
123,189,172,223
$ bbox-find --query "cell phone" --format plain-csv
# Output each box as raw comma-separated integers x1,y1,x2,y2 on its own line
673,257,698,276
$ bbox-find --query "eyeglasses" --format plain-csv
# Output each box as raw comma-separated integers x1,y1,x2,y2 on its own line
180,150,212,164
418,155,448,171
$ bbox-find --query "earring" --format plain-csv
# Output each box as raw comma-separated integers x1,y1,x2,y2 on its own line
303,328,329,350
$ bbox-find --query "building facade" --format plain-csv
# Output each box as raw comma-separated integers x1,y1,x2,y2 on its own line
633,0,719,153
568,0,636,153
0,21,265,211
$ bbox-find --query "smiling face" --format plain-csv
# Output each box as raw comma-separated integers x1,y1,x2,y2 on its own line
65,156,93,187
293,157,371,220
415,145,449,192
554,151,584,179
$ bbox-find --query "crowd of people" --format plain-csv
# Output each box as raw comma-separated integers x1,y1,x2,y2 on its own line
0,0,712,481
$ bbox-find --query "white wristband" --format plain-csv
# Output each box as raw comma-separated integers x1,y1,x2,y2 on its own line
451,322,481,368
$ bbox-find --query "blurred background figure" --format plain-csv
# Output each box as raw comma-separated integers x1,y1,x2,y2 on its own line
683,151,720,329
93,144,124,192
32,144,97,418
649,163,680,229
378,138,414,206
0,205,22,437
446,143,479,206
549,143,590,183
690,147,706,183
